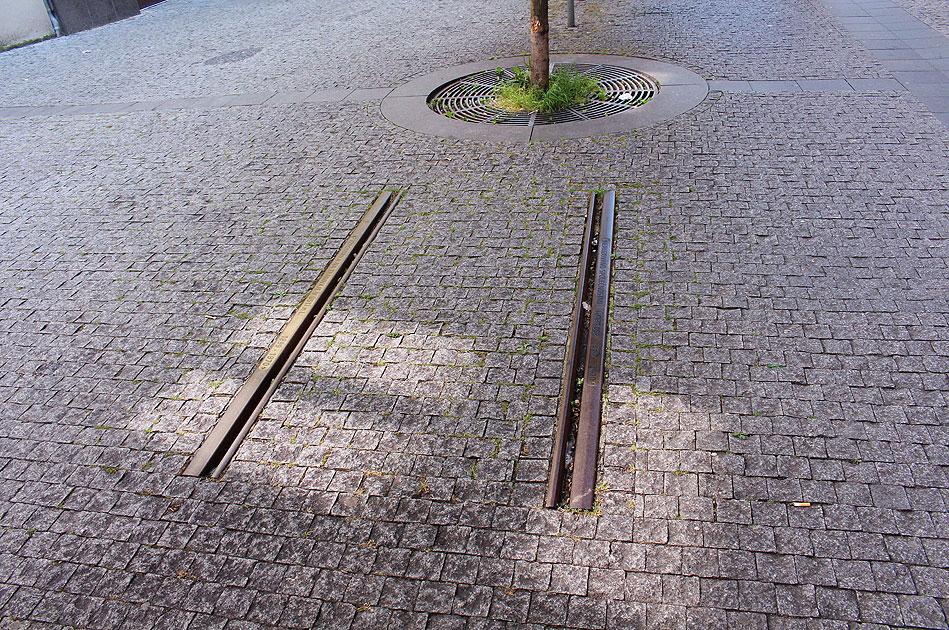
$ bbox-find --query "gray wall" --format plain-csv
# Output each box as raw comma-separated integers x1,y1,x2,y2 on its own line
51,0,139,35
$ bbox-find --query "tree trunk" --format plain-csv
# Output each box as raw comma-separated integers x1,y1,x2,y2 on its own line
529,0,549,91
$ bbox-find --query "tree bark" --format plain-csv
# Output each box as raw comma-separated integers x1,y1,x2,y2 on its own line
529,0,549,91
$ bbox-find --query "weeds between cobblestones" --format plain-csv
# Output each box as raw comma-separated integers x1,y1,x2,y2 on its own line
2,87,946,628
1,0,948,625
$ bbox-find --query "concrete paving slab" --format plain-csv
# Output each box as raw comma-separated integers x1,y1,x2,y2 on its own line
20,105,72,116
707,80,753,92
748,80,804,92
152,96,220,110
268,90,318,105
0,106,31,118
872,47,925,59
344,87,395,102
888,26,940,38
921,96,949,113
59,102,134,115
842,22,891,33
892,69,949,83
862,37,913,49
909,35,949,48
223,92,278,106
906,83,949,97
304,89,354,102
879,58,940,71
120,99,164,112
797,78,854,90
846,77,908,89
915,44,949,59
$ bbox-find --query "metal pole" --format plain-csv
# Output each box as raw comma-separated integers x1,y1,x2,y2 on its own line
42,0,61,35
567,0,575,27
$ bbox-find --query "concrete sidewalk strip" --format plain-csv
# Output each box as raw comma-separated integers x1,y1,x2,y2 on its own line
706,80,754,92
846,77,907,89
880,58,942,71
59,102,135,115
892,69,949,83
25,104,73,116
151,96,223,110
222,91,279,106
909,83,949,97
0,106,31,118
796,78,854,90
268,90,319,105
343,87,395,102
873,47,928,59
748,80,804,92
304,88,355,102
120,99,166,112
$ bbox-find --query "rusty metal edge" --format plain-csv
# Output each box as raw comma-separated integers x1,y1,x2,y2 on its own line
545,191,597,508
569,189,615,509
209,191,401,477
183,191,398,477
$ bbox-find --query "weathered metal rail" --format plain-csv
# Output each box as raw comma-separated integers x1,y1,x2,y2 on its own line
546,190,615,509
183,191,401,477
545,191,597,508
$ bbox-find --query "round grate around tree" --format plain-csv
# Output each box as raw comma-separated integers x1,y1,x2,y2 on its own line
427,63,660,126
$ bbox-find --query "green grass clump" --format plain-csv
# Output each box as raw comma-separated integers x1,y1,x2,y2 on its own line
493,66,604,114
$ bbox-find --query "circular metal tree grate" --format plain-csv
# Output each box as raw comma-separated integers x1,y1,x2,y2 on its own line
382,55,708,141
427,63,660,126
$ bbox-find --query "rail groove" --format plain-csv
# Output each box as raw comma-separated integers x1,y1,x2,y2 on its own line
183,190,401,477
546,190,615,509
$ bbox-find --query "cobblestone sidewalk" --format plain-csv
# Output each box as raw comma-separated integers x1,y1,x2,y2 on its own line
0,0,947,628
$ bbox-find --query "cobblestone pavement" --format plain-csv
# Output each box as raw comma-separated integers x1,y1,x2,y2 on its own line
0,0,894,106
0,0,947,628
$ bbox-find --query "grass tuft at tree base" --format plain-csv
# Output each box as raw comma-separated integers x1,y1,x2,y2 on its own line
493,66,605,114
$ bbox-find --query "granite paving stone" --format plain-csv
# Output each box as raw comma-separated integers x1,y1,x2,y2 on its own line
0,0,947,627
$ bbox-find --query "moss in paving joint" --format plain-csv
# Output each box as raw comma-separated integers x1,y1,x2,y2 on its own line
1,34,55,53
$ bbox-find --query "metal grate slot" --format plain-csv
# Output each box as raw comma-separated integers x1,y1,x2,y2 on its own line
427,63,659,127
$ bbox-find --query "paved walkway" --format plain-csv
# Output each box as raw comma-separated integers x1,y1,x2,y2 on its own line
823,0,949,125
0,0,947,628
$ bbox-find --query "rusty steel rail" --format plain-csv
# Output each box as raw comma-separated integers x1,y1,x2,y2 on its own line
569,189,614,509
545,190,616,509
183,191,401,477
545,192,597,508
